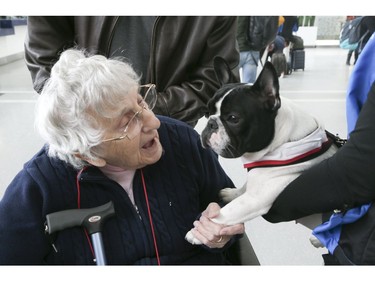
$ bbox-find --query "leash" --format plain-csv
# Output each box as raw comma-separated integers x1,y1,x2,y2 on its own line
325,130,347,148
140,169,161,265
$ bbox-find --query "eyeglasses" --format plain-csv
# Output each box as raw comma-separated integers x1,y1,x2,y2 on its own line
101,84,157,143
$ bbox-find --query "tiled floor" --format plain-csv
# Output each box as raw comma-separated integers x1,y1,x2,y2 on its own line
0,46,355,265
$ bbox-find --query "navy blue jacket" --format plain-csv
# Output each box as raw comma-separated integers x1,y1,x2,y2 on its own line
0,116,235,265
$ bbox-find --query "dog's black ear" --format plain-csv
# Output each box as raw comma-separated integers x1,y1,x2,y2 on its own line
252,61,281,111
213,56,237,86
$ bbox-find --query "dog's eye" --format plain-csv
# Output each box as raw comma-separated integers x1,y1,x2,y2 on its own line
227,115,240,124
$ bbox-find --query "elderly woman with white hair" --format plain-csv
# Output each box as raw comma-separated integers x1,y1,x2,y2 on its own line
0,49,244,265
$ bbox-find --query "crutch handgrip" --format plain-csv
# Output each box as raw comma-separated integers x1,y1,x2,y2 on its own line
45,201,115,235
45,201,115,265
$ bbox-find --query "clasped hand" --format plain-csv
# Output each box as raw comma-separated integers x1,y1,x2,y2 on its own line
185,202,245,248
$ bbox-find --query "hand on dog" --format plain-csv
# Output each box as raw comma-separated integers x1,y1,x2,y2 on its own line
185,202,245,248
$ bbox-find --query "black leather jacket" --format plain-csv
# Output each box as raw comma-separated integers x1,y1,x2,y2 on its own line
25,16,240,126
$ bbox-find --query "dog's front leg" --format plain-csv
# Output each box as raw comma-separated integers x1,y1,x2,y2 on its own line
185,191,271,245
212,171,282,226
219,183,247,203
212,191,274,225
185,230,202,245
185,179,274,244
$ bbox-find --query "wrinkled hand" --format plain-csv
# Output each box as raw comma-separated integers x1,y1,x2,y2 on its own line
185,203,244,248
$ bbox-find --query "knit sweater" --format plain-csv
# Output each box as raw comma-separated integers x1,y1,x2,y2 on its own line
0,116,235,265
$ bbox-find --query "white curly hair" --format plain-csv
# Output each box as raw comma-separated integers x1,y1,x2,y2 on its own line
35,49,140,169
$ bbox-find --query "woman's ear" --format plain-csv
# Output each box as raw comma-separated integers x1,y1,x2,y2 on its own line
74,153,107,167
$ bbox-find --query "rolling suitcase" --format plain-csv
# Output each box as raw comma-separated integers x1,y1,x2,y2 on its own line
291,49,305,71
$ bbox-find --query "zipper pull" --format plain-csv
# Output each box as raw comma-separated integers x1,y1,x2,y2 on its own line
134,204,142,220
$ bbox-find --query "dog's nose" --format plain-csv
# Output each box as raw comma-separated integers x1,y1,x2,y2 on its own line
207,118,218,130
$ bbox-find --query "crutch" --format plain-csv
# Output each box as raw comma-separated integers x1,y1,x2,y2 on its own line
45,201,115,265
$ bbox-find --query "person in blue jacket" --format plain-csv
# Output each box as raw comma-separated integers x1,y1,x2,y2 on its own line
264,34,375,264
346,31,375,136
0,49,244,265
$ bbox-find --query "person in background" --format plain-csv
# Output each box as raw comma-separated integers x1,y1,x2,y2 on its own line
346,32,375,135
279,16,299,46
357,16,375,54
346,48,358,65
236,16,259,84
343,16,375,66
345,16,359,65
0,49,244,265
24,16,240,127
277,16,298,70
267,35,286,61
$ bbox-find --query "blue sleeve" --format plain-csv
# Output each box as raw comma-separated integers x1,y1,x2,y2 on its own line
346,32,375,136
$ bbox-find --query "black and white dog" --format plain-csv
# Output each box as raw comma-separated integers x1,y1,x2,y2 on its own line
185,58,338,245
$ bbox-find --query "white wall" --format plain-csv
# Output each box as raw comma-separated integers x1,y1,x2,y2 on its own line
0,25,27,64
296,26,318,47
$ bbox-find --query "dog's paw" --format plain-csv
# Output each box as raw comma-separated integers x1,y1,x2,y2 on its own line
219,187,240,203
309,236,324,248
185,230,203,245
